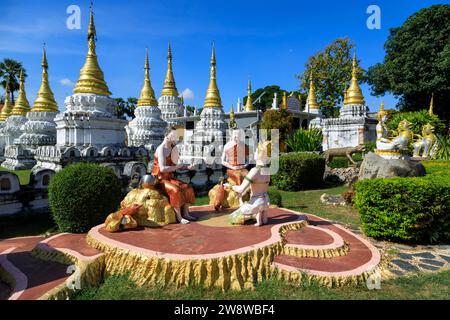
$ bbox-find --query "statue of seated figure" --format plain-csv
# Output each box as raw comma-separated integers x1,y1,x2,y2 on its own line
413,123,436,158
376,119,413,159
208,129,249,210
229,141,272,227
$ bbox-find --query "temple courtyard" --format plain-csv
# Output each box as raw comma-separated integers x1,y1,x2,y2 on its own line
1,185,449,300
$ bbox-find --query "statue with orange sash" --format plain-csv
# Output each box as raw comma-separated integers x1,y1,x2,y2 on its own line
152,128,196,224
208,129,250,210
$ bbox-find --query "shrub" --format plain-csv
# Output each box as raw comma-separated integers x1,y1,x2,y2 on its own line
49,163,122,233
354,174,450,244
272,152,325,191
268,188,282,207
286,128,322,152
432,134,450,160
364,141,376,153
387,110,445,136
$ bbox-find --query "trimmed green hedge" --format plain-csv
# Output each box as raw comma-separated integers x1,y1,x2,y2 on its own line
268,188,282,207
49,163,122,233
272,152,325,191
354,174,450,244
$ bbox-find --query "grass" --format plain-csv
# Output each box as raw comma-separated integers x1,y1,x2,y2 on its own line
73,270,450,300
0,167,32,185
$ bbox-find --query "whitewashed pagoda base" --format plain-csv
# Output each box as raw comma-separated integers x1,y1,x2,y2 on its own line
158,95,184,126
126,105,167,153
1,145,36,170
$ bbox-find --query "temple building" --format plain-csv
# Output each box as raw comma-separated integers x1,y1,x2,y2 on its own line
158,44,184,126
318,54,377,150
3,47,59,170
1,71,32,169
125,49,167,154
33,5,146,175
180,45,227,188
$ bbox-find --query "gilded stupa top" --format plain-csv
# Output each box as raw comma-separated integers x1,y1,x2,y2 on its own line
344,53,365,106
377,101,387,120
137,48,158,106
0,85,12,121
280,91,287,110
428,94,434,116
161,43,179,97
307,71,320,110
204,44,222,108
31,46,58,113
73,4,111,96
11,69,31,116
244,80,255,111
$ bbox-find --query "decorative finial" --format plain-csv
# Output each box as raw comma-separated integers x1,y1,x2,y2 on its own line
377,101,387,120
281,91,287,110
344,51,365,106
11,69,31,116
307,71,319,110
428,93,434,116
204,43,222,108
73,1,111,96
161,42,179,97
0,82,13,121
245,79,255,111
229,104,237,129
31,46,58,113
137,48,157,107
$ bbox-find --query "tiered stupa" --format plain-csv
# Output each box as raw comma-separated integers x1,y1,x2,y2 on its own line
319,53,377,150
0,85,13,161
126,49,167,153
4,48,59,170
34,5,146,173
180,44,227,188
158,44,184,126
1,71,32,169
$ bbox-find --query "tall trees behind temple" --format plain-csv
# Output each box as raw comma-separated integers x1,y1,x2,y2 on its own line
0,58,27,105
297,38,365,118
367,5,450,123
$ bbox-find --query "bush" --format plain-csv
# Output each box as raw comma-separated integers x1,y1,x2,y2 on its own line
387,110,445,136
268,188,282,207
364,141,376,153
272,152,325,191
432,134,450,160
286,128,322,152
354,174,450,244
49,163,122,233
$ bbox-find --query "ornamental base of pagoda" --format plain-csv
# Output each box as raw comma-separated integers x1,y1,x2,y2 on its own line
1,145,36,170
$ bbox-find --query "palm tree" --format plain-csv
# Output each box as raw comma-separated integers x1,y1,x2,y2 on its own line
0,58,27,105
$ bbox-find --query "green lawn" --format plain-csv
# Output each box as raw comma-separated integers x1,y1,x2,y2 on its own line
0,212,57,239
0,167,32,185
74,270,450,300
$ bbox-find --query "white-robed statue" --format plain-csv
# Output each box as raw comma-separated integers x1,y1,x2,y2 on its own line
229,140,272,227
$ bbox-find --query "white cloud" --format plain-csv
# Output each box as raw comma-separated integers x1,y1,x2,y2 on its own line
60,78,75,87
181,88,194,100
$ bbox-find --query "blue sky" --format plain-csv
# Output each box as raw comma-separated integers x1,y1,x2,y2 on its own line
1,0,448,113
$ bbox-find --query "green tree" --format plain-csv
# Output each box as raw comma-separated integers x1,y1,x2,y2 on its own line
0,58,27,104
297,38,365,118
115,97,137,119
260,109,294,151
367,5,450,123
244,85,291,112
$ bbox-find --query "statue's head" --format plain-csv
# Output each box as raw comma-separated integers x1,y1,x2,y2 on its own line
165,125,184,144
398,119,412,132
377,101,387,122
255,140,272,165
423,123,435,135
230,129,241,143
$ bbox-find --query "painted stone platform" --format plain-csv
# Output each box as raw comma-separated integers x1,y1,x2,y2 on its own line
0,206,382,299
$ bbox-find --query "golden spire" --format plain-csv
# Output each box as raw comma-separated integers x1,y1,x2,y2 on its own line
428,93,434,116
11,69,31,116
344,53,365,105
377,101,387,120
204,43,222,108
280,91,287,110
137,48,158,106
307,71,319,110
244,79,255,111
0,84,12,121
73,3,111,96
31,46,58,113
161,43,179,97
229,104,237,129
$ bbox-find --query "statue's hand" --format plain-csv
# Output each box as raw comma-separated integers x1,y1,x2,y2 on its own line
232,185,242,194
